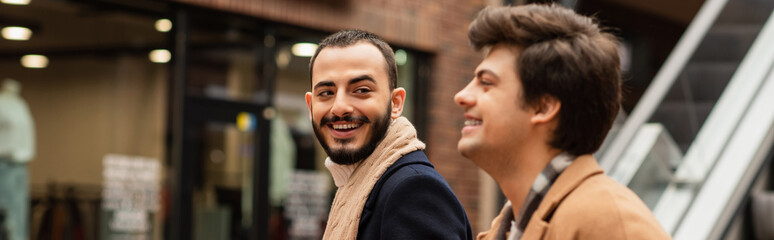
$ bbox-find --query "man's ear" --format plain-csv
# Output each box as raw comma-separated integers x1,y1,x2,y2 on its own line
305,92,313,121
390,88,406,119
530,95,560,124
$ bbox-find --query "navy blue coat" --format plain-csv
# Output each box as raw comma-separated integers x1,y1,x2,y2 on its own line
357,150,473,239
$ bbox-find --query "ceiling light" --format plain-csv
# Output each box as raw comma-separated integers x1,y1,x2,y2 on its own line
395,49,408,66
149,49,171,63
2,26,32,41
1,0,30,5
155,19,172,32
21,54,48,68
291,43,317,57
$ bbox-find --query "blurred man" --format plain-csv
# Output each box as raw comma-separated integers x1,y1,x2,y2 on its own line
307,29,472,239
455,4,670,239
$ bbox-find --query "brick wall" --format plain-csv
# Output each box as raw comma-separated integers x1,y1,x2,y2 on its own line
171,0,491,231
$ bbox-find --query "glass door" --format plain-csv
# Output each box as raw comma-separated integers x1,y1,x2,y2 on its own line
184,98,266,240
169,6,272,240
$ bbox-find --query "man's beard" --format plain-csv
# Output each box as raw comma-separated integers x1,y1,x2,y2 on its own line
312,103,391,165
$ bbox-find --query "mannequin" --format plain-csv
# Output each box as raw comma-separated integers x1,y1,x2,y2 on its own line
0,79,35,240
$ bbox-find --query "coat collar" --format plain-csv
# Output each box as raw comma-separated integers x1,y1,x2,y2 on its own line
476,155,607,240
520,154,604,238
533,154,603,220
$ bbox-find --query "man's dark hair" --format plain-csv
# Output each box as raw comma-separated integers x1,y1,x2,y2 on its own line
309,29,398,90
468,4,622,156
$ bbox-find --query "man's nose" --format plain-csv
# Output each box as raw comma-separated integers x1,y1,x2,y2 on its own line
330,94,354,117
454,80,475,107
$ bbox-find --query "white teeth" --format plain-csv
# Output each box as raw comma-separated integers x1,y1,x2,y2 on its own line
464,119,482,126
332,123,360,130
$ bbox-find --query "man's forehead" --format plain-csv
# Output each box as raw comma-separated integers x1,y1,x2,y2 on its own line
481,45,493,57
311,43,389,87
486,43,522,56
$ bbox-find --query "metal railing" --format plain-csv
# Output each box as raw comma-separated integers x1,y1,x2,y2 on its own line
672,10,774,238
600,0,774,238
599,0,731,171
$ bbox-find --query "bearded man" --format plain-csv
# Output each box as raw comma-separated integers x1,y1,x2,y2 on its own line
306,29,472,239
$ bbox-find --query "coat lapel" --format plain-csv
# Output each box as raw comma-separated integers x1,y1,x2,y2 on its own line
521,155,603,239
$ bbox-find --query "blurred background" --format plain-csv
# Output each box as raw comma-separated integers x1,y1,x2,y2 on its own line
1,0,774,239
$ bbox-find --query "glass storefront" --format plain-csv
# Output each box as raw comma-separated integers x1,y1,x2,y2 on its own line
1,0,169,239
0,0,427,239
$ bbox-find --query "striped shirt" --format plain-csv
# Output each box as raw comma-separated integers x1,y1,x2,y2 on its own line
493,152,574,240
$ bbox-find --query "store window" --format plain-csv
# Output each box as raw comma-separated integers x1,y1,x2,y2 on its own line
0,0,170,239
186,11,266,103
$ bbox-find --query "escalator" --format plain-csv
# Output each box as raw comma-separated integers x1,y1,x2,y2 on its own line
599,0,774,239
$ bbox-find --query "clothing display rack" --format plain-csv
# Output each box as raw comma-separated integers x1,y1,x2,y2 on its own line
29,183,101,240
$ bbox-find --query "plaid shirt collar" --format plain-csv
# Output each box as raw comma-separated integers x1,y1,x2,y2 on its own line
495,152,574,240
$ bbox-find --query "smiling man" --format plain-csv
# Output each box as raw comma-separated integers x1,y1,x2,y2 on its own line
455,4,670,240
306,29,472,240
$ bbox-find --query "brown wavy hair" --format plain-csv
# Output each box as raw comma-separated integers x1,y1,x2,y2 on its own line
468,4,622,156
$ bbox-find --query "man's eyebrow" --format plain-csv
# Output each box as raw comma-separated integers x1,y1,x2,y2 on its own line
349,75,375,85
313,75,375,90
313,81,335,90
476,69,499,80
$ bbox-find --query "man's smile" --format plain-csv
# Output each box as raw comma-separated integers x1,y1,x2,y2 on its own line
331,122,363,130
461,114,482,134
327,121,366,139
463,119,482,126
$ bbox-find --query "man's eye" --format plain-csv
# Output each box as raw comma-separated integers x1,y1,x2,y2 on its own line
317,90,333,97
479,79,493,86
354,88,371,94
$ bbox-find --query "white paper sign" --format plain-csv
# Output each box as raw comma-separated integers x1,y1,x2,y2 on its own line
101,154,161,238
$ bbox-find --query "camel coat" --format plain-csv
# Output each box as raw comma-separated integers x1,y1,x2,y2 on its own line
478,155,671,240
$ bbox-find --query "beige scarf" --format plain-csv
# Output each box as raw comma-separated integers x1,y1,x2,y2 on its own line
322,117,426,239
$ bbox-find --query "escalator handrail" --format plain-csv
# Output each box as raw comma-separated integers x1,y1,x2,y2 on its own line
673,11,774,239
599,0,731,172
